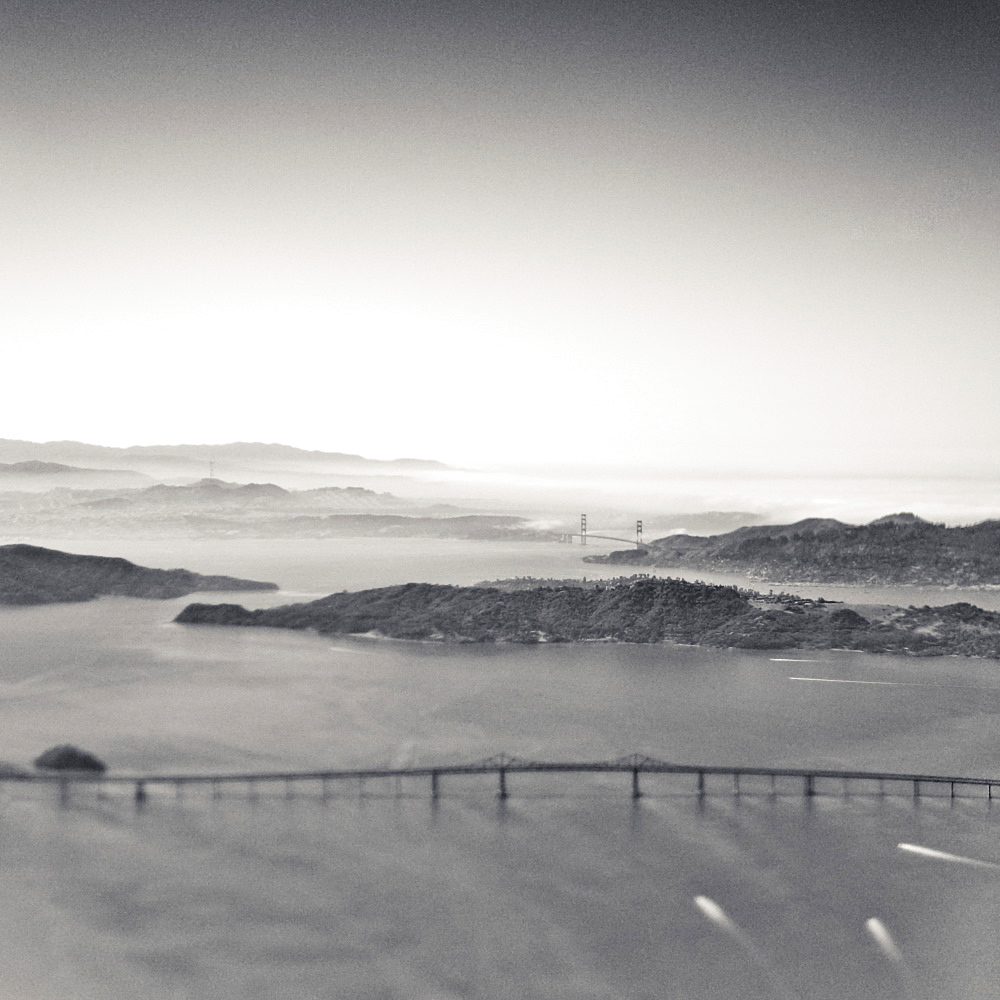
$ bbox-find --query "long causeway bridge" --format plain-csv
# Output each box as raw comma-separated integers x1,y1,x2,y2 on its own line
12,754,1000,805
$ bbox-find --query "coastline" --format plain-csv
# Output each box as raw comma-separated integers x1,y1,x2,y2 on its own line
174,578,1000,661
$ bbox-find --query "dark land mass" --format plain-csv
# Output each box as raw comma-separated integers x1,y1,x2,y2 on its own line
0,544,277,605
176,576,1000,659
584,513,1000,587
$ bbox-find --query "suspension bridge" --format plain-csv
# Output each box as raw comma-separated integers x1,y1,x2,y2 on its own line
13,754,1000,806
567,515,647,548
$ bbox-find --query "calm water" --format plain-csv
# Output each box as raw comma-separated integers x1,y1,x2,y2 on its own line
4,537,1000,999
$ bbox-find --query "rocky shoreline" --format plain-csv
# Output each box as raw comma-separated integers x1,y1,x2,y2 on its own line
584,514,1000,588
176,577,1000,659
0,543,277,605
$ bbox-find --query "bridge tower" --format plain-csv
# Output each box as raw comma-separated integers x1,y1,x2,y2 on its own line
636,519,643,549
580,513,587,545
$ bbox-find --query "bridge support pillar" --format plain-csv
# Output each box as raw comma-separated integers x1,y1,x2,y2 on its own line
631,767,642,799
733,773,740,795
134,780,146,805
431,770,440,799
805,775,815,796
498,768,508,800
913,780,920,798
697,771,705,796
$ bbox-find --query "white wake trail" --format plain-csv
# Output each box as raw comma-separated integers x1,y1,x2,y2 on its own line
788,677,990,689
898,843,1000,870
865,917,903,962
693,896,801,999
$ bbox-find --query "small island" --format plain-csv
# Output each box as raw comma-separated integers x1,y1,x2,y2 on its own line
584,513,1000,587
176,576,1000,659
0,544,277,605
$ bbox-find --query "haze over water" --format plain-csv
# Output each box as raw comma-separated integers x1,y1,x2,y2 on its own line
6,0,998,990
4,537,1000,998
418,467,1000,528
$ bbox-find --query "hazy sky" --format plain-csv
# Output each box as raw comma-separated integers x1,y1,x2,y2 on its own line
4,0,998,476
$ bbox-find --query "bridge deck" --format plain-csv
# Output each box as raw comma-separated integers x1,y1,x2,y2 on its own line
8,758,1000,802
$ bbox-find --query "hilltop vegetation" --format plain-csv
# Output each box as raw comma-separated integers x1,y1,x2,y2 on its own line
176,576,1000,659
0,544,277,605
177,577,751,643
585,513,1000,587
475,574,661,591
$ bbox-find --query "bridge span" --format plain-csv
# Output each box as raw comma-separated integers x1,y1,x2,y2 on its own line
570,514,645,548
14,755,1000,806
568,533,639,545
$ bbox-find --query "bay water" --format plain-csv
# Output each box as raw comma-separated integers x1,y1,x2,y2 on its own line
3,537,1000,999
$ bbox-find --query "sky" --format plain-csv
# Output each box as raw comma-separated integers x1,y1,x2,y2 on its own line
3,0,999,478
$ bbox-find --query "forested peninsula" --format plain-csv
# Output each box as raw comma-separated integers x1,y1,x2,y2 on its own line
176,577,1000,659
0,544,277,605
584,513,1000,587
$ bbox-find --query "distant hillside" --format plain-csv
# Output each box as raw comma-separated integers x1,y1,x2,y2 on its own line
0,479,548,539
69,479,405,511
0,544,277,605
175,577,1000,658
584,514,1000,586
1,461,86,475
0,461,151,491
137,479,291,502
642,511,768,535
0,439,450,480
187,514,556,540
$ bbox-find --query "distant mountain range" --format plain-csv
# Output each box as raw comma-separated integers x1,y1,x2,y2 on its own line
0,460,152,491
0,439,451,487
1,461,96,476
585,512,1000,587
0,476,550,540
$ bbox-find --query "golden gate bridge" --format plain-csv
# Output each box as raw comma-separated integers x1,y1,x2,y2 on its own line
567,514,645,548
